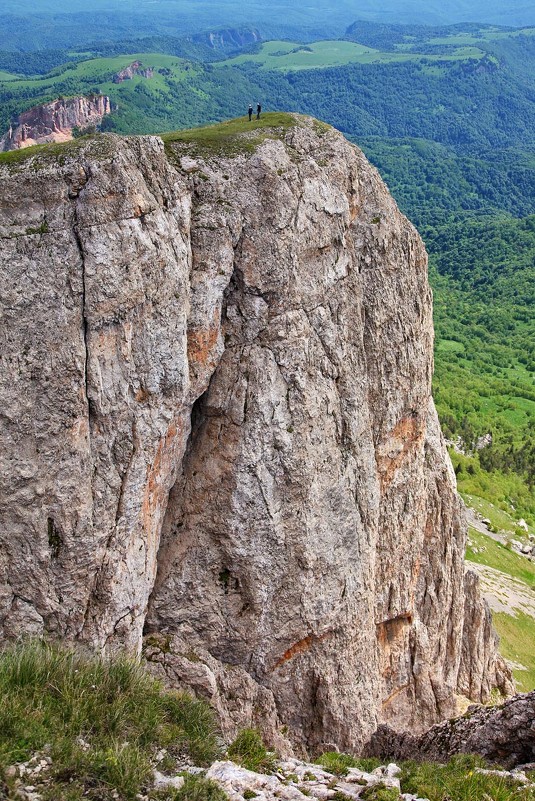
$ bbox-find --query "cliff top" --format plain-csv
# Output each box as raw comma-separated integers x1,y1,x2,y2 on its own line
162,111,304,157
0,112,328,171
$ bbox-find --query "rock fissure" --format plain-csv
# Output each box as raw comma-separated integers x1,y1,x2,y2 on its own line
72,210,91,449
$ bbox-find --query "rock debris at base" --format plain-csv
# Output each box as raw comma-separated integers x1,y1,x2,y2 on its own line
7,751,535,801
366,690,535,769
206,759,406,800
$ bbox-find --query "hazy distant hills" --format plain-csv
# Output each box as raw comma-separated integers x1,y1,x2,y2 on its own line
1,0,535,51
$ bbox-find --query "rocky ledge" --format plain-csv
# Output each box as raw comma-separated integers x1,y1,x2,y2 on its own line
367,690,535,769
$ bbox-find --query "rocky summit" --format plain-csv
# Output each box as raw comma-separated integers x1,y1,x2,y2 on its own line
0,114,512,755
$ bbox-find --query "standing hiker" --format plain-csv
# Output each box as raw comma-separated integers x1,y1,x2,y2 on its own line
256,102,262,120
248,104,253,121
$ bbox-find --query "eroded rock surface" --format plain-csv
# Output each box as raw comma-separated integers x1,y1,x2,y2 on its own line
0,115,510,752
0,95,112,151
366,691,535,769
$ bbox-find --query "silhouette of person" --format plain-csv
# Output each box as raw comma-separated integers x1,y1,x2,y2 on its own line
248,104,253,121
256,102,262,120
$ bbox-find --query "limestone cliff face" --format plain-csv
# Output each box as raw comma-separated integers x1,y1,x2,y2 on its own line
0,95,112,151
0,116,510,753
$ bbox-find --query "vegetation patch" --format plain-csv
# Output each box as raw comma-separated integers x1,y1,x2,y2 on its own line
360,785,399,801
0,640,221,800
466,528,535,588
0,134,114,170
162,112,297,158
400,753,535,801
316,752,382,775
493,610,535,692
226,729,277,774
172,773,228,800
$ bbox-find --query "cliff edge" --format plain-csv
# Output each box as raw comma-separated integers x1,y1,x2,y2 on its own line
0,114,512,754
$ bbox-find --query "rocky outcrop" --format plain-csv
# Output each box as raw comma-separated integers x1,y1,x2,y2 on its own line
0,95,112,152
113,61,154,83
366,691,535,769
458,570,513,701
190,26,262,51
0,115,510,753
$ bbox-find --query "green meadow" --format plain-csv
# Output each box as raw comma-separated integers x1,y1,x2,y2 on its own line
217,38,486,70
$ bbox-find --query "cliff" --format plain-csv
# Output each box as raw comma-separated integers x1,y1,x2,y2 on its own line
0,95,111,152
0,114,512,754
190,27,262,50
113,62,154,83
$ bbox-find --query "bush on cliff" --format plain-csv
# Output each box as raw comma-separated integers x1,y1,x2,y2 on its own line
0,639,221,800
226,728,277,773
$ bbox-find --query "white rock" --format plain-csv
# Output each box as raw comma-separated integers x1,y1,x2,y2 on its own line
346,767,400,790
206,761,310,800
153,770,185,790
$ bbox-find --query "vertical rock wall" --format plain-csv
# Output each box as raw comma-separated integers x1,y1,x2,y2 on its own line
0,117,510,754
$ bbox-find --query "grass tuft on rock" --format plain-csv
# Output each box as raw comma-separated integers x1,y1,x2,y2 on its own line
317,752,382,776
161,112,297,159
0,639,222,800
170,774,228,800
226,728,277,774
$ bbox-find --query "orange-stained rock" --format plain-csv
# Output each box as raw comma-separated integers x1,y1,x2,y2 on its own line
0,95,112,151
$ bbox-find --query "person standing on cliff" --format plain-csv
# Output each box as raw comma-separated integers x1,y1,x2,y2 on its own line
248,104,253,121
256,102,262,120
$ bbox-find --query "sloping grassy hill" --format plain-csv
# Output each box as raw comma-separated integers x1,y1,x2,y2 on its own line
466,527,535,690
216,38,487,69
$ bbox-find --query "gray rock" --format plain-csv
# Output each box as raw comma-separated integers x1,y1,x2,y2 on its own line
0,116,509,753
153,770,185,790
366,690,535,769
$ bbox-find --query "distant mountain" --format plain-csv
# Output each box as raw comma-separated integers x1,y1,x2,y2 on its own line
1,0,535,52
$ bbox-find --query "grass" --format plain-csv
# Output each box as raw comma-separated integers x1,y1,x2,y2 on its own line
465,528,535,588
217,39,486,71
316,752,382,775
400,754,535,801
173,774,228,800
0,640,221,800
161,112,297,158
463,493,532,537
0,133,115,168
493,610,535,691
465,527,535,691
0,53,194,93
315,753,535,800
226,729,277,774
360,786,399,801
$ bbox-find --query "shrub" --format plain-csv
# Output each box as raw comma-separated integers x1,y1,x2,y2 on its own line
227,729,276,773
